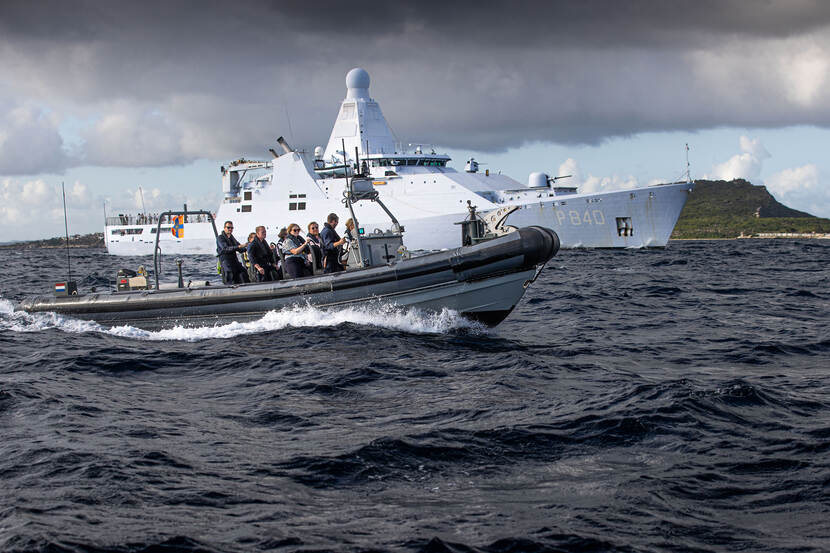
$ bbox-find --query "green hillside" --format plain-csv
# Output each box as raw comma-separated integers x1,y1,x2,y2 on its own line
671,179,830,239
0,232,105,249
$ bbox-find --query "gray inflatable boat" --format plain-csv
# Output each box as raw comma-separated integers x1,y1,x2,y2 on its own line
18,178,559,329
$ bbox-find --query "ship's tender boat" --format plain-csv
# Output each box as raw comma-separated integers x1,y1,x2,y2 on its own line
20,178,559,330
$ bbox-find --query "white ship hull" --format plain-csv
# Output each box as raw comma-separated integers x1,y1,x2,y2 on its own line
104,67,693,256
105,181,691,255
497,183,692,249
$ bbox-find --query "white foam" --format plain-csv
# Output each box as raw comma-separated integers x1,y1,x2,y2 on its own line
0,298,103,334
0,298,486,342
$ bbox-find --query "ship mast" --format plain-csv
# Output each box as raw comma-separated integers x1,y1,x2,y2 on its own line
685,143,691,183
139,185,147,215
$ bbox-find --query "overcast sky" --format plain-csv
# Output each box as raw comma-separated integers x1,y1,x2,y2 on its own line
2,0,830,240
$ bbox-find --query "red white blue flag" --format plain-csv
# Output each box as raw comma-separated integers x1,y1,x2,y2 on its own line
171,215,184,238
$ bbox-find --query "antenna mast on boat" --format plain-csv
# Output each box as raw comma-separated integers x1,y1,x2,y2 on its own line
61,181,72,283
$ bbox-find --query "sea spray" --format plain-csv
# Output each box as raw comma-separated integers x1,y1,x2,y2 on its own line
0,298,486,341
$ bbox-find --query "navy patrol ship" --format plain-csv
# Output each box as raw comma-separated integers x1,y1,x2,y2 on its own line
105,68,693,255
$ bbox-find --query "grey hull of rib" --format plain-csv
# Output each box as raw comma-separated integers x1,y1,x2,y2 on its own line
19,227,559,329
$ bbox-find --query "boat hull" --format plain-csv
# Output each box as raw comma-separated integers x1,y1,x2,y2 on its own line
21,227,559,329
498,181,693,248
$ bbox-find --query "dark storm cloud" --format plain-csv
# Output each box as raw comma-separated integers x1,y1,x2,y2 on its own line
4,1,829,46
1,0,829,171
276,0,830,46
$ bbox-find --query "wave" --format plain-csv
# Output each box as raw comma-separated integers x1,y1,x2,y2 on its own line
0,299,485,342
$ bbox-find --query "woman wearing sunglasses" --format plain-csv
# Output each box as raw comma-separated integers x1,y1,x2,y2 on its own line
281,223,313,279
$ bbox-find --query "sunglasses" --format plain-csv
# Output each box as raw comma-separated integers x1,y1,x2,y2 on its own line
291,228,300,233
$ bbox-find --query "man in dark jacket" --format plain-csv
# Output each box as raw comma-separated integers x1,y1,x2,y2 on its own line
320,213,347,273
216,220,250,284
247,225,279,281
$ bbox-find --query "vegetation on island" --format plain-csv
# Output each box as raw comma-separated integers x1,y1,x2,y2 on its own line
0,233,105,250
671,179,830,239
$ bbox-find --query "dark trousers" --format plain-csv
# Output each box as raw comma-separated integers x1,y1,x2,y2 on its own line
222,261,250,284
283,257,306,279
323,253,344,273
256,264,279,282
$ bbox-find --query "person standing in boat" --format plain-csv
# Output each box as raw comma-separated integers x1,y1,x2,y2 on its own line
306,221,323,271
320,213,347,273
216,221,250,285
282,224,313,278
247,226,279,281
341,218,356,268
244,232,257,282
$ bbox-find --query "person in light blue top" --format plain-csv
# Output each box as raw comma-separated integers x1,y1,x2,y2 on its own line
281,223,312,279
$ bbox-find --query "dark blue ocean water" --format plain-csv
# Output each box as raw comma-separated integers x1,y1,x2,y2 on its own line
1,239,829,553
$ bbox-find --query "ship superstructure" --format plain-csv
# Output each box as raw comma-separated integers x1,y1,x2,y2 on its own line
105,68,693,255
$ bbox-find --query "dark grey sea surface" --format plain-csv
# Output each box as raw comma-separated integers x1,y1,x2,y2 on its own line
1,240,828,553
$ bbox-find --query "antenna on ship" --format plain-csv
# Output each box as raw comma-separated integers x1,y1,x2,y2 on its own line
138,185,147,216
61,181,72,284
685,143,691,183
341,138,349,175
284,106,295,144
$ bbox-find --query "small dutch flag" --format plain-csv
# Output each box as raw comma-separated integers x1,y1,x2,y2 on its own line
55,282,67,293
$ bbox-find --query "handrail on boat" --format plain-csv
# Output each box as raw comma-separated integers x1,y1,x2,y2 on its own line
153,210,219,290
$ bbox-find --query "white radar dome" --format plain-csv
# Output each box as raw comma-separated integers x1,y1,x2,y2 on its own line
528,172,549,188
346,67,370,89
346,68,371,99
314,146,323,158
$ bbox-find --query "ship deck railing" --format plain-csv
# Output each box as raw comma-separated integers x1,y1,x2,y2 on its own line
106,213,214,226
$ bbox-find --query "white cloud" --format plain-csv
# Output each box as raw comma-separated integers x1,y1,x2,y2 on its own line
81,105,190,167
69,180,89,204
780,45,829,106
765,164,830,217
707,136,770,181
557,157,640,193
580,174,640,194
105,185,220,220
0,177,99,239
557,158,582,183
0,103,68,174
766,164,819,194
